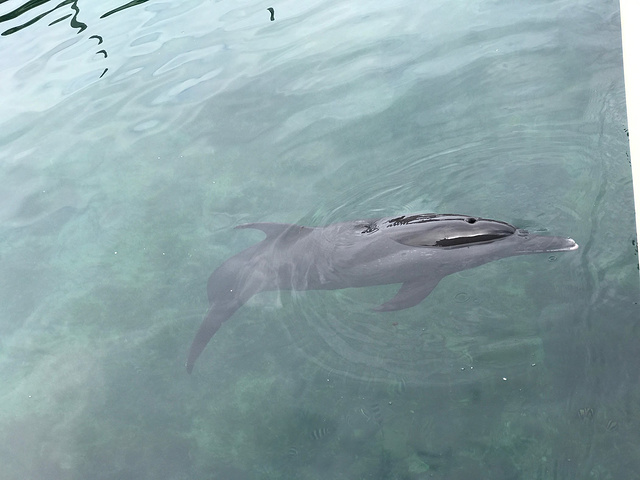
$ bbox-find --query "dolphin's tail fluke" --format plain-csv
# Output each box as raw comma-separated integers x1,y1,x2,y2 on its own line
186,304,237,374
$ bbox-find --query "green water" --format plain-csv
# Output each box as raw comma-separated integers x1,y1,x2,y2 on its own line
1,0,638,478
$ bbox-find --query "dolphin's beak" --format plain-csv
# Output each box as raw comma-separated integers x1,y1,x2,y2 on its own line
515,233,579,254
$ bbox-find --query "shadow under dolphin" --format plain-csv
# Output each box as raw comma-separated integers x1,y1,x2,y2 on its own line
186,213,578,373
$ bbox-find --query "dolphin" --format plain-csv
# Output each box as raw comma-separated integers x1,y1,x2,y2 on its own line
186,213,578,373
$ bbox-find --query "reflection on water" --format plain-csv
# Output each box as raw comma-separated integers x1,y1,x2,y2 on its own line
1,0,149,35
1,0,88,36
1,0,149,78
101,0,150,20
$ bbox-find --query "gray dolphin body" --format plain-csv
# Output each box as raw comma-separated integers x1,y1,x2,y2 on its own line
186,213,578,373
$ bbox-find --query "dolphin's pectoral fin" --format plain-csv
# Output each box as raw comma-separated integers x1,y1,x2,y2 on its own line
373,277,442,312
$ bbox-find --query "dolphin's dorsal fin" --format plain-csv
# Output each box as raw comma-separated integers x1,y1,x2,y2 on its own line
235,222,313,239
373,277,442,312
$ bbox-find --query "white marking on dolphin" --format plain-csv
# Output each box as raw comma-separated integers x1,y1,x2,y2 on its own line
186,213,578,373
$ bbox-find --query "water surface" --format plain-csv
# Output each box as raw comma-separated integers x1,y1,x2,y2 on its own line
1,0,638,479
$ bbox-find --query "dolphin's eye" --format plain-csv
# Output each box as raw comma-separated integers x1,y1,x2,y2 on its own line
465,218,477,224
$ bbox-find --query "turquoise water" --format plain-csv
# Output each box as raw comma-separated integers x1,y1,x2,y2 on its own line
1,0,638,478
